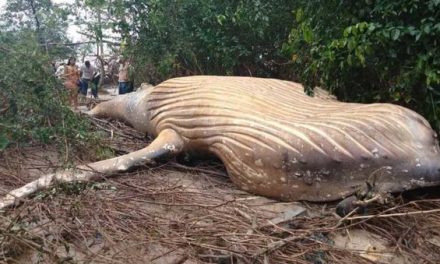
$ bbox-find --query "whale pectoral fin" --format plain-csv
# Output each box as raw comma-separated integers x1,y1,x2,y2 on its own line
0,129,184,211
91,128,185,172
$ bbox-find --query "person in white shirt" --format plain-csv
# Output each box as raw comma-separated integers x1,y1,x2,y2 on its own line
79,61,97,98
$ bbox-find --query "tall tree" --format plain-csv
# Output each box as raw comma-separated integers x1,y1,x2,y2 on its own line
3,0,71,56
106,0,296,84
73,0,123,88
0,0,92,151
283,0,440,131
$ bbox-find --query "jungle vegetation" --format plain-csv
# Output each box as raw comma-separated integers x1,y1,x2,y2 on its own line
1,0,439,152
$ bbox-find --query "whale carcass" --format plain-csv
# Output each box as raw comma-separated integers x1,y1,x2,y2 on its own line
1,76,439,209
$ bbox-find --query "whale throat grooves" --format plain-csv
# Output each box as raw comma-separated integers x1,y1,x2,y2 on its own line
146,76,440,201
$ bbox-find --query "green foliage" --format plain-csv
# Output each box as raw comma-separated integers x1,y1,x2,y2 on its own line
0,134,9,151
3,0,73,57
0,31,95,155
74,0,113,45
283,0,440,131
116,0,296,83
94,145,115,160
0,0,100,155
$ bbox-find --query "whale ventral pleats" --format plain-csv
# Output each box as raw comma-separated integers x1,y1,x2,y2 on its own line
109,76,440,201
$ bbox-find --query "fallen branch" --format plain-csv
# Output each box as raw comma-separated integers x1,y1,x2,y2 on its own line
252,235,300,258
345,208,440,221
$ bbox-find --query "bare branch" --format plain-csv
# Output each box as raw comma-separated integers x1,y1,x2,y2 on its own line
42,40,120,46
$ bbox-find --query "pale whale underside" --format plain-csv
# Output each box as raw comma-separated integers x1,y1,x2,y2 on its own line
109,76,440,201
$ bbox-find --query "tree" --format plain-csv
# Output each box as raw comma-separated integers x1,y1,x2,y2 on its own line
283,0,440,131
111,0,297,84
0,0,94,151
72,0,124,88
3,0,72,56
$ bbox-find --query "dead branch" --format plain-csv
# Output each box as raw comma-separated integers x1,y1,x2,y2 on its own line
43,41,119,46
345,208,440,220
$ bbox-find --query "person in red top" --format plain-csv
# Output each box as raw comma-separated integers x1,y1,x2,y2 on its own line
63,57,80,109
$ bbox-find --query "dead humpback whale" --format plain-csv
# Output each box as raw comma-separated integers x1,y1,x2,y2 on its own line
1,76,439,210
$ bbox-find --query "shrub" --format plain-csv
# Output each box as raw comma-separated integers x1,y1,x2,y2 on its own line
283,0,440,131
0,31,95,153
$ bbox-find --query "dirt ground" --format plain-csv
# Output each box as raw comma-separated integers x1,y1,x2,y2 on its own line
1,88,440,263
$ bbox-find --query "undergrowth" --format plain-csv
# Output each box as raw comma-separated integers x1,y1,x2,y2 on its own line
0,31,103,162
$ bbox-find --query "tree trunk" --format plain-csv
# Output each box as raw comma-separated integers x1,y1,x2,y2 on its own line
28,0,44,49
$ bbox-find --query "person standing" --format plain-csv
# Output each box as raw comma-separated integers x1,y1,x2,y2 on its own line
118,58,130,94
127,60,135,93
79,61,97,98
63,57,80,110
92,71,101,98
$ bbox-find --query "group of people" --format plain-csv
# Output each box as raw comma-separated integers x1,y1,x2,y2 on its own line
62,56,134,110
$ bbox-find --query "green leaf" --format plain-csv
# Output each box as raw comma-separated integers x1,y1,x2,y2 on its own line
408,27,418,36
302,24,314,43
347,54,353,66
216,15,226,25
391,28,400,40
343,26,352,37
423,24,432,34
295,8,304,22
368,23,376,31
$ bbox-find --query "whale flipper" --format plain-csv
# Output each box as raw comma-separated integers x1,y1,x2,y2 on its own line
0,129,184,210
